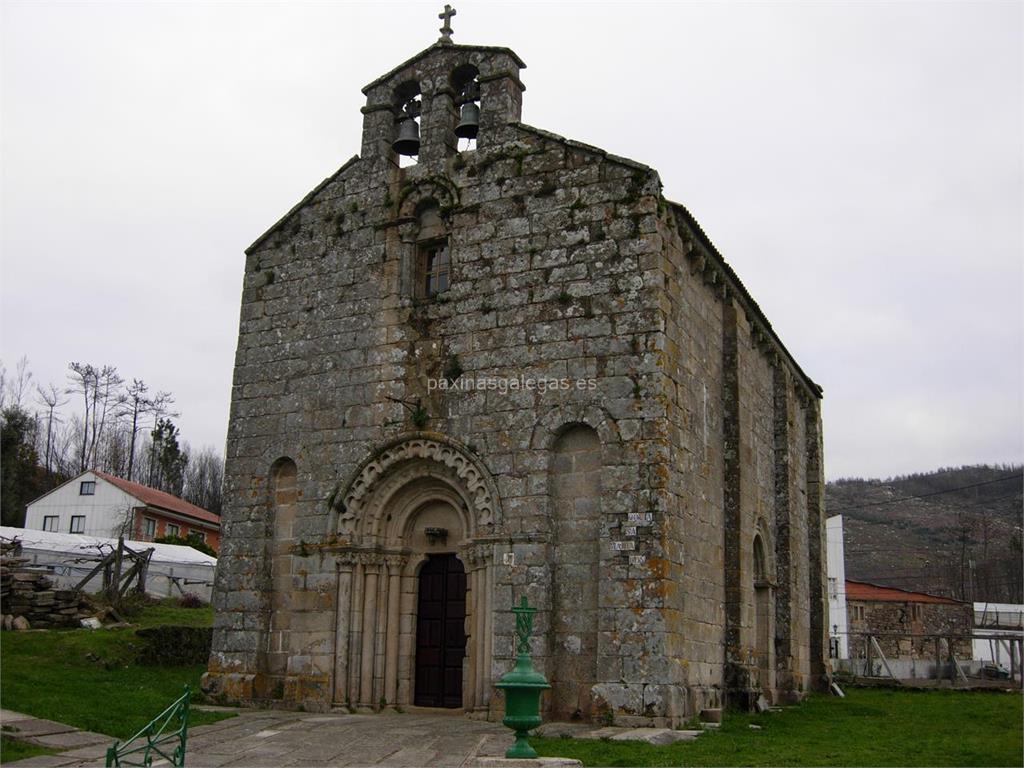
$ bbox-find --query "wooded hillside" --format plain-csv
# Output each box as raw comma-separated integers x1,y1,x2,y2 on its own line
827,464,1022,603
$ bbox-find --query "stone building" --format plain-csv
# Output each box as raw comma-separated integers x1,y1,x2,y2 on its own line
203,16,828,726
846,580,973,661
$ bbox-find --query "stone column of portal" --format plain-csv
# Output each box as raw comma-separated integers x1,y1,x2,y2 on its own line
463,566,477,711
396,563,419,705
481,557,494,708
475,563,488,710
348,563,365,703
384,556,404,705
359,562,380,707
373,568,389,706
333,559,355,703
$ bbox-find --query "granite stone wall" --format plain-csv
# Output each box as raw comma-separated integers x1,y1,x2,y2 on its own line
848,600,973,661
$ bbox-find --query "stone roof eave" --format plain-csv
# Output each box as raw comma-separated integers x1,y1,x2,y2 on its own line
245,155,362,256
361,42,527,94
668,200,824,401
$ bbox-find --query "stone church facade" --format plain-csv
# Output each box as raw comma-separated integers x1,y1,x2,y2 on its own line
204,28,828,727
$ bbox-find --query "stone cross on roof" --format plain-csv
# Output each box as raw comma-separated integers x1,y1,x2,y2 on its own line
438,4,456,43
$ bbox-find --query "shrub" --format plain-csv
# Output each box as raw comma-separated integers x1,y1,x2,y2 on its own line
135,626,213,666
153,534,216,558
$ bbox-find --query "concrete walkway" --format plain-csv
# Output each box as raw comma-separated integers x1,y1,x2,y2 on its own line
0,708,110,765
0,707,587,767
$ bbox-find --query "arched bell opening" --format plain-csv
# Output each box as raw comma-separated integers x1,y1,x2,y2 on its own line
392,80,422,168
451,64,480,152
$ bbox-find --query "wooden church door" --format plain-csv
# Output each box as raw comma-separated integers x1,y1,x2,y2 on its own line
414,554,467,707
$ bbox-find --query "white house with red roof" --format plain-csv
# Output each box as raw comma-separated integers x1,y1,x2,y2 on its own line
23,470,220,551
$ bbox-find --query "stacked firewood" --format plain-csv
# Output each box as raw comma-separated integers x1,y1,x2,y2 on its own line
0,537,92,630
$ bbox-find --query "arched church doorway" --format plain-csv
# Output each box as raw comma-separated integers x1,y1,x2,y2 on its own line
414,553,467,708
330,437,499,713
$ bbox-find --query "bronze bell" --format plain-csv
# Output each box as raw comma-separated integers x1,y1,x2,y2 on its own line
392,117,420,156
454,102,479,140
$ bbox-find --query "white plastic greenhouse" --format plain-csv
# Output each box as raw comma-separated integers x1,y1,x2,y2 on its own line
0,526,217,602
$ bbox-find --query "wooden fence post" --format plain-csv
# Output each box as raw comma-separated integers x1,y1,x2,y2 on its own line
109,537,124,603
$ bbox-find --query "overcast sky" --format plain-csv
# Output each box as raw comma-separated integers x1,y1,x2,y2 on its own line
1,1,1021,480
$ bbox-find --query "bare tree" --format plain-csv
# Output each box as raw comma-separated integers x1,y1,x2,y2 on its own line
182,444,224,514
89,365,122,468
35,383,68,477
10,356,33,409
67,362,96,472
115,381,176,483
116,379,148,482
66,363,124,471
49,416,81,479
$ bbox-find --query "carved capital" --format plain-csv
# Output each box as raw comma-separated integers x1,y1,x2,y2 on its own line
459,541,493,568
357,551,385,568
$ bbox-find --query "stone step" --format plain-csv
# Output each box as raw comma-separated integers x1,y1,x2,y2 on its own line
609,727,702,745
534,722,704,744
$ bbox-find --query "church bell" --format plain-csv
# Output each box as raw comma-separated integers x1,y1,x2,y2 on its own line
454,102,479,140
392,117,420,156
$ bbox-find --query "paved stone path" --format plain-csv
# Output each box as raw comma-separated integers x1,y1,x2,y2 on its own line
0,707,586,767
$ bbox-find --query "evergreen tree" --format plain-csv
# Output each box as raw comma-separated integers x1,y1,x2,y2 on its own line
0,406,44,526
150,418,188,497
154,532,216,557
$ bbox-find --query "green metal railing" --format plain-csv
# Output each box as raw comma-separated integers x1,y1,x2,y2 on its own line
106,685,191,767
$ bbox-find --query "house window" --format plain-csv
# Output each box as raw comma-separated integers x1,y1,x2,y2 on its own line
70,515,85,534
80,481,95,495
43,516,59,532
851,605,865,621
143,518,156,539
418,242,450,297
193,531,206,543
167,523,180,537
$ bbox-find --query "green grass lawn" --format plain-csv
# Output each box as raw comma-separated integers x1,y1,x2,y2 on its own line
534,688,1023,767
127,598,214,629
0,735,60,764
0,598,233,741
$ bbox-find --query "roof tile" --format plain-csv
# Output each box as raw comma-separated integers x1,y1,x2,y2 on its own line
846,579,964,605
93,470,219,527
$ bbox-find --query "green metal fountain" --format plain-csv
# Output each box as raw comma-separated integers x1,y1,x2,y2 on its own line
494,595,551,759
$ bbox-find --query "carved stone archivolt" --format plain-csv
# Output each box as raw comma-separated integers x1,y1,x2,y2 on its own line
334,435,500,540
397,175,459,221
329,435,501,712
